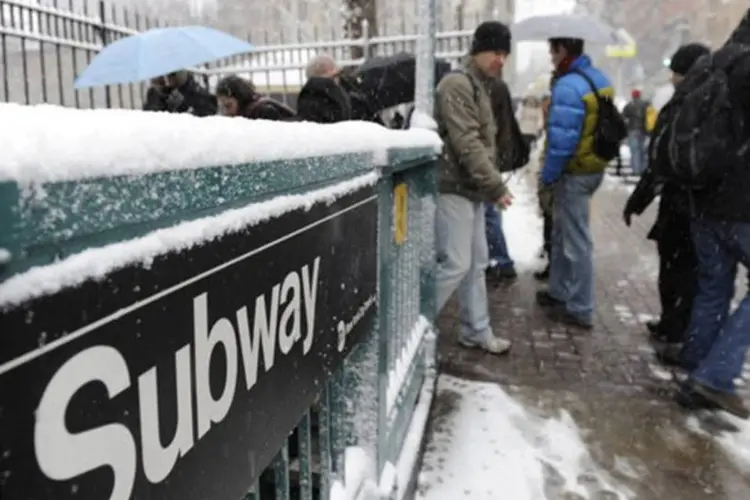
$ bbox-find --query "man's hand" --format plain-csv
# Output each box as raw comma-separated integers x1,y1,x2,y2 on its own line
496,193,514,210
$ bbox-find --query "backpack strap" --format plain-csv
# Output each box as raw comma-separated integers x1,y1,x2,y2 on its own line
569,68,601,101
450,69,480,105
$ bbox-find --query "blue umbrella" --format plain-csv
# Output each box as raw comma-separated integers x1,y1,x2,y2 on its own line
75,26,254,88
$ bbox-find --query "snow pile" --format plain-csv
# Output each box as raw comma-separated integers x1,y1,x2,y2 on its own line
408,110,438,131
0,172,378,307
417,376,631,500
503,174,544,272
0,103,442,184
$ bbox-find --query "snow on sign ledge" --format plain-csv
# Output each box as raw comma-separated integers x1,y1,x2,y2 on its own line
0,103,442,184
0,172,378,308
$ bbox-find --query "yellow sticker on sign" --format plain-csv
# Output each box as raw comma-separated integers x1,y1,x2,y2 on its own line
394,183,408,245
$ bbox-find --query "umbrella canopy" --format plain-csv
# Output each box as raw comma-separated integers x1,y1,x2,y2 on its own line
75,26,254,88
512,14,620,44
357,52,452,111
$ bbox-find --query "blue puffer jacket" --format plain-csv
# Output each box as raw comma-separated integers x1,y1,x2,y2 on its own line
542,55,614,185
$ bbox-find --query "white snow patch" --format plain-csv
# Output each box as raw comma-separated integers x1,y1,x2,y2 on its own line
503,174,543,272
409,110,438,131
0,103,442,184
0,172,378,307
381,357,436,500
387,316,430,416
417,376,631,500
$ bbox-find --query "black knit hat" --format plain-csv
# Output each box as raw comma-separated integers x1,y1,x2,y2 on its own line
471,21,512,55
669,43,710,75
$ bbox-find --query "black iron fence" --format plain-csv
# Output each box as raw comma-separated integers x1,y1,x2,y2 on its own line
0,0,168,109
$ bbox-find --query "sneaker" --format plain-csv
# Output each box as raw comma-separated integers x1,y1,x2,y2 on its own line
459,335,512,355
536,290,563,308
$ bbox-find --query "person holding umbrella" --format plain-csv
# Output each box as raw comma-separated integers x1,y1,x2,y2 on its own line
535,37,615,330
143,70,217,116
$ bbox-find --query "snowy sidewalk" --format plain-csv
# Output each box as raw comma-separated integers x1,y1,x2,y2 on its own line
420,174,750,499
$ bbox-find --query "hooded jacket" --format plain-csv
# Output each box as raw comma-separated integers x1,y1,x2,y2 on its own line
692,9,750,222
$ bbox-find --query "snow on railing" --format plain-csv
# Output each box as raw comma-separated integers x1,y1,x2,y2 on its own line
0,103,441,184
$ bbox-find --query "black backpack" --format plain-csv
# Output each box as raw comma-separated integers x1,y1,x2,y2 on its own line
570,69,627,162
660,45,750,189
453,71,530,172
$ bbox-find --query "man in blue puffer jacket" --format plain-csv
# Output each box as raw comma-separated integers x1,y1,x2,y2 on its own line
536,38,614,330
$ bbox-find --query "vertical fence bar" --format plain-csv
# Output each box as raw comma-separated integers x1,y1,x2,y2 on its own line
52,0,66,106
297,410,314,500
0,0,9,101
317,383,333,498
38,2,49,103
376,173,394,475
81,0,95,107
272,444,290,500
69,0,81,108
98,0,111,108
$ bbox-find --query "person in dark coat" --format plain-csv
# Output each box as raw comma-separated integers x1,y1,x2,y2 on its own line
484,76,530,283
659,10,750,418
623,43,710,345
142,71,217,116
215,75,295,121
296,76,352,123
305,54,383,123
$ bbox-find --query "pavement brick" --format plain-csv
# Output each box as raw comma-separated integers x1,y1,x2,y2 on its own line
434,174,750,498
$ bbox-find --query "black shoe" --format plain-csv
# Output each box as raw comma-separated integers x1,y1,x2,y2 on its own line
533,265,550,282
536,290,563,308
545,305,593,330
688,379,750,420
675,379,719,411
646,321,660,335
655,344,696,371
487,265,518,282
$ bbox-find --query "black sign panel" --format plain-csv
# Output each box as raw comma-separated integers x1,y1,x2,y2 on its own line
0,186,378,500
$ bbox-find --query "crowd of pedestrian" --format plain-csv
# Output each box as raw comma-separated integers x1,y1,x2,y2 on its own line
433,9,750,421
140,55,382,126
141,11,750,420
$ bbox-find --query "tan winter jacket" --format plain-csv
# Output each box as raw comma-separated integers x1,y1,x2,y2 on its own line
434,60,507,202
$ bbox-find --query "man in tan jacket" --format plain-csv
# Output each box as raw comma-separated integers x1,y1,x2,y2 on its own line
434,21,514,354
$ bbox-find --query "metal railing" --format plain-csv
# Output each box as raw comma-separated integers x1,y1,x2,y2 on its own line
0,143,439,499
0,0,472,108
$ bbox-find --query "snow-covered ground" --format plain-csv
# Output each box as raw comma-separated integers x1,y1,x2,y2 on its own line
503,173,544,272
417,376,631,500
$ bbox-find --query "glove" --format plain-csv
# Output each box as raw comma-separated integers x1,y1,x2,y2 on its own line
165,89,185,112
538,183,554,215
623,210,632,227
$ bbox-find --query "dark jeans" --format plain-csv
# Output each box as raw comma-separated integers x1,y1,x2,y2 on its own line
656,218,698,343
681,218,750,393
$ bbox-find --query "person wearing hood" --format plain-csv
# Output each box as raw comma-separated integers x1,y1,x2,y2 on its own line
658,10,750,418
623,43,710,346
296,59,352,123
535,38,613,330
143,70,217,116
215,75,296,120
